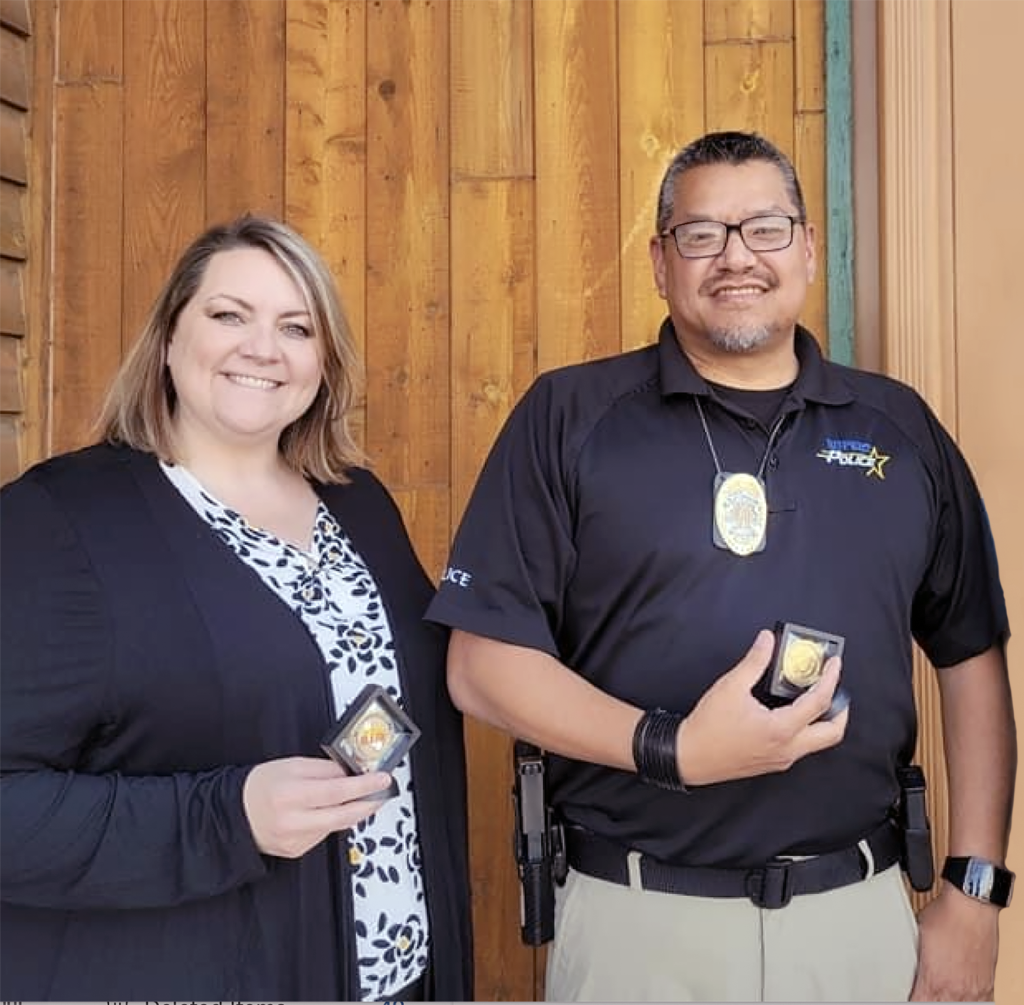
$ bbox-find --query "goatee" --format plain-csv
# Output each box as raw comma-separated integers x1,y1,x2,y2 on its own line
707,325,772,353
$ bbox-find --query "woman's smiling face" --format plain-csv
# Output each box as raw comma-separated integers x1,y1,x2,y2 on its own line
166,247,323,452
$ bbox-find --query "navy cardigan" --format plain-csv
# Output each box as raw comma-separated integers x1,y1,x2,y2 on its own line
0,444,473,1000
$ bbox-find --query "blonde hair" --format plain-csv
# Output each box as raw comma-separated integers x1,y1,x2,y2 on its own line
97,215,364,483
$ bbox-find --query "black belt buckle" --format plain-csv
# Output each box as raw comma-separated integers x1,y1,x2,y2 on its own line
747,860,793,909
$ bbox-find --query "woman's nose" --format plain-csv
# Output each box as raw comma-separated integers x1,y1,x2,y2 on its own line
240,321,281,359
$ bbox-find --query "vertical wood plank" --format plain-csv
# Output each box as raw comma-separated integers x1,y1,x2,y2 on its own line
206,0,286,221
795,110,828,347
795,0,830,353
365,0,450,569
448,197,535,520
534,0,620,371
285,0,367,450
617,0,705,352
450,178,536,1001
51,0,124,452
21,0,53,469
705,40,795,149
450,0,533,178
449,4,536,984
878,0,958,917
704,0,794,42
59,0,122,80
796,0,825,112
121,0,205,345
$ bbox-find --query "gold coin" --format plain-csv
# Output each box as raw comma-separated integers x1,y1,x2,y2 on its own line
781,638,825,687
352,712,395,759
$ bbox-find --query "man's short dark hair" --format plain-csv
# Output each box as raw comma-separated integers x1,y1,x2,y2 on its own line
656,131,807,233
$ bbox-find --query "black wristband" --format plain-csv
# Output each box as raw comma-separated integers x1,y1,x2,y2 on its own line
632,708,688,792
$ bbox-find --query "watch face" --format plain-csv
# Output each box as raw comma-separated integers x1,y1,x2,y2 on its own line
947,856,1016,907
963,858,997,901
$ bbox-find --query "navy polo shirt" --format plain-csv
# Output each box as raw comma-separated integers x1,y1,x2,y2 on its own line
427,321,1008,867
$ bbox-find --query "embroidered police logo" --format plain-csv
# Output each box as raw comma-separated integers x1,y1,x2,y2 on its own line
815,437,891,479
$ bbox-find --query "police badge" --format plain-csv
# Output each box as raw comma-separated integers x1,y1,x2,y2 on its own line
712,471,768,555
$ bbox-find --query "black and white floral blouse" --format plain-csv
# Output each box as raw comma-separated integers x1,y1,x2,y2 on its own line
162,462,428,1001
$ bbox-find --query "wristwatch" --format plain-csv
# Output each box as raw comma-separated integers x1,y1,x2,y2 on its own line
941,856,1015,907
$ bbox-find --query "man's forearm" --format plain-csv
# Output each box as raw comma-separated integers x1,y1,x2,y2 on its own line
446,629,641,770
938,644,1016,862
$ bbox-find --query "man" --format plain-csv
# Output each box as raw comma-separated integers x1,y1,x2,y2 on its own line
427,132,1014,1001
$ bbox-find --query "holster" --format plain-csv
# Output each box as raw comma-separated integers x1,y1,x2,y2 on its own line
512,741,566,946
895,764,935,892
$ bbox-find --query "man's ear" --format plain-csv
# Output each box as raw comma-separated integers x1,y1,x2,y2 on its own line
803,221,818,284
649,235,669,299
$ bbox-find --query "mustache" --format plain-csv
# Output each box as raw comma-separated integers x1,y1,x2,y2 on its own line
700,270,779,296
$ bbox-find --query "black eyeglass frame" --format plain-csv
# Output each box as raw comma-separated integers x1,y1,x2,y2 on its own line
659,214,806,260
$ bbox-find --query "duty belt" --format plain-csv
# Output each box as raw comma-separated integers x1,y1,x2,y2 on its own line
564,819,901,910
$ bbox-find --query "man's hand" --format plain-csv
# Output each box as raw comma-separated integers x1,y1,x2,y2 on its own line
676,629,848,785
243,756,392,858
911,888,999,1001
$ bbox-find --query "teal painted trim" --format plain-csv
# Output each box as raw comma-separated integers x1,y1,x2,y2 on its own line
825,0,854,366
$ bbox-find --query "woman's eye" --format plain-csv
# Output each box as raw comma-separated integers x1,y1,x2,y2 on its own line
211,310,242,324
282,323,312,339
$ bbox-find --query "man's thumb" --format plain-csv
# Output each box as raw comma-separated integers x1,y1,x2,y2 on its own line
734,628,776,683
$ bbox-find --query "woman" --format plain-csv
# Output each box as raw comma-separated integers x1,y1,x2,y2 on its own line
0,216,473,1001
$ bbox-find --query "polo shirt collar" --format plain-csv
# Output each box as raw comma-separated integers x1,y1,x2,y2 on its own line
656,318,854,406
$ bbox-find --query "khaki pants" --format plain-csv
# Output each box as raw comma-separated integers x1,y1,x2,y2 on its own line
545,864,918,1002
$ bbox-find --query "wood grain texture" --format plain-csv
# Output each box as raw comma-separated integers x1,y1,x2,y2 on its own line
206,0,285,220
706,40,795,148
705,0,794,42
20,0,53,469
450,178,534,523
0,411,20,483
364,0,450,517
0,177,25,258
796,110,828,348
878,0,958,918
51,0,124,452
0,332,23,411
58,0,122,82
285,0,368,416
121,0,205,345
464,719,538,1000
0,0,30,36
450,0,533,179
1,24,28,108
534,0,620,371
796,0,825,112
0,258,23,334
0,102,27,183
617,0,705,352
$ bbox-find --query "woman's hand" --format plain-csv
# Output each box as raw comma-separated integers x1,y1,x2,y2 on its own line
242,756,392,858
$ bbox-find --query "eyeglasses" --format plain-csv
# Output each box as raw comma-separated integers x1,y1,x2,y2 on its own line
660,214,804,259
